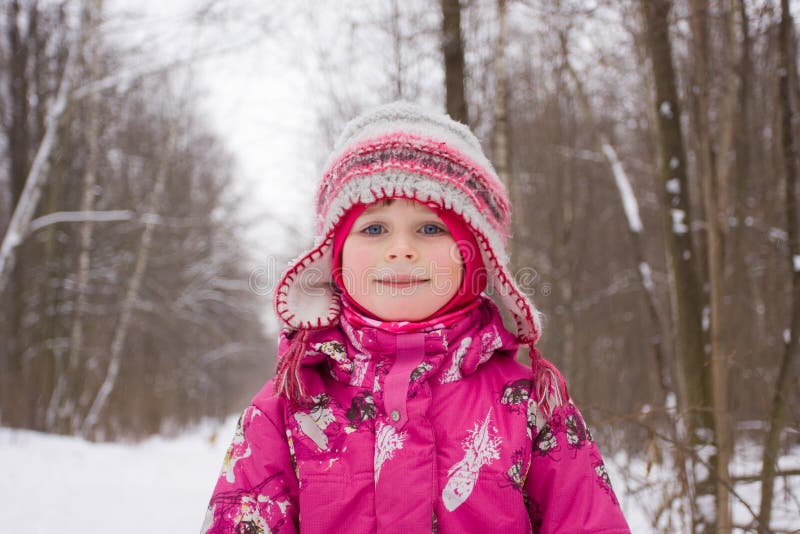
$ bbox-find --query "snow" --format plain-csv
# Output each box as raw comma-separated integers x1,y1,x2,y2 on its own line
28,210,135,234
670,208,688,234
659,101,673,119
638,262,654,292
4,229,20,248
665,177,681,194
608,442,800,532
1,421,798,532
0,419,233,534
768,227,788,243
601,143,643,233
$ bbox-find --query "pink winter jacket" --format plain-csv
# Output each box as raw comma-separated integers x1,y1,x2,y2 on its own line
202,298,630,533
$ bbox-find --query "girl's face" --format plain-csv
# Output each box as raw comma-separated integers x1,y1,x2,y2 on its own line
341,199,463,321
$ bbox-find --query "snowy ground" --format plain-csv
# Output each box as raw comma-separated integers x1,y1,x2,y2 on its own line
0,419,232,534
1,421,797,533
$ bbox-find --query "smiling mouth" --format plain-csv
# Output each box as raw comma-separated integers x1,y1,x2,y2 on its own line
375,278,430,287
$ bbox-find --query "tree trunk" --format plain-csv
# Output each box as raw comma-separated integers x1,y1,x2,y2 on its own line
441,0,468,123
688,0,732,529
388,0,405,100
730,0,752,385
492,0,510,190
640,0,709,436
46,0,103,433
0,29,80,293
2,0,33,427
492,0,514,264
7,0,31,210
758,0,800,530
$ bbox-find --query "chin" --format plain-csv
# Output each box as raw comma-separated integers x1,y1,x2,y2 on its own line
370,300,444,322
372,309,425,322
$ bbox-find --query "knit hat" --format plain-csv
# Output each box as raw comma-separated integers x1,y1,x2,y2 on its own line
274,101,544,345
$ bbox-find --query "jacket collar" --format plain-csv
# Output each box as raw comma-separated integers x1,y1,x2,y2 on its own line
290,296,519,387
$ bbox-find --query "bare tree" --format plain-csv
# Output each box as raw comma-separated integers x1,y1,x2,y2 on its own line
0,7,80,293
441,0,468,123
640,0,709,439
688,0,733,528
46,0,102,433
757,0,800,530
79,119,173,438
492,0,516,267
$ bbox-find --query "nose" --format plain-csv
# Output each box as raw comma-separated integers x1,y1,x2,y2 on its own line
385,233,418,261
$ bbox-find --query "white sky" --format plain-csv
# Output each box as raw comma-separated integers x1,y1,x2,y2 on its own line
105,0,321,261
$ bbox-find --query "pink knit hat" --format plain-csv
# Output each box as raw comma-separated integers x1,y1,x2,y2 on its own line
273,101,544,345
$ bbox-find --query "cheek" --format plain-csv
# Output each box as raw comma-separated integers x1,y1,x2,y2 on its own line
428,243,463,279
341,239,371,288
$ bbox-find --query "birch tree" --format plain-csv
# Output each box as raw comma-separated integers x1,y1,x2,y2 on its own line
79,121,173,438
0,6,80,294
42,0,102,433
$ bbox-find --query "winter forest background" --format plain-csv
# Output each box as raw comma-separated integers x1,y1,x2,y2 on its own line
1,0,799,532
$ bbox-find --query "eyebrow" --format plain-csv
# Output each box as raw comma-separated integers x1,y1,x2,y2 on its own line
361,204,438,217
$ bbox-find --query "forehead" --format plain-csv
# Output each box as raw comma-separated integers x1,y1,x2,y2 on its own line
362,198,437,216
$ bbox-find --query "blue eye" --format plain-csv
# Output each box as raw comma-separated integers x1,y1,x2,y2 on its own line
362,224,384,235
420,224,444,235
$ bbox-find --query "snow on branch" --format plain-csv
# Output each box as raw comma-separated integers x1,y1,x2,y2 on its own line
28,210,135,234
601,143,643,234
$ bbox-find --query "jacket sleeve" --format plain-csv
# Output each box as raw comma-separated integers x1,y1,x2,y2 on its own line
525,400,631,533
201,403,300,534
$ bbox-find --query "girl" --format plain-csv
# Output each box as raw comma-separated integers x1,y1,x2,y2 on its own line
202,102,630,533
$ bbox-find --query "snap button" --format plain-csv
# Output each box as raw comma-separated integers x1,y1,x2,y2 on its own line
390,410,400,422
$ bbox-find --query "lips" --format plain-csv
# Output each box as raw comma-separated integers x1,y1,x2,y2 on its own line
375,275,429,286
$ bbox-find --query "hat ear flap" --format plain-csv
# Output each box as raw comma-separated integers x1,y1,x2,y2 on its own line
474,226,543,345
275,236,341,331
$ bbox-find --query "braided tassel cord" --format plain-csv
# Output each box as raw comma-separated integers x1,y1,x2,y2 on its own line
529,344,569,419
274,329,311,405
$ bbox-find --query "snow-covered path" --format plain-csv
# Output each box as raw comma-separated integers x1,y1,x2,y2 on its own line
2,420,797,533
0,420,232,534
0,418,651,533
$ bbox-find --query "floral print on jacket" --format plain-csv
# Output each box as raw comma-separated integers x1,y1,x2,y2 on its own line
202,297,630,533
